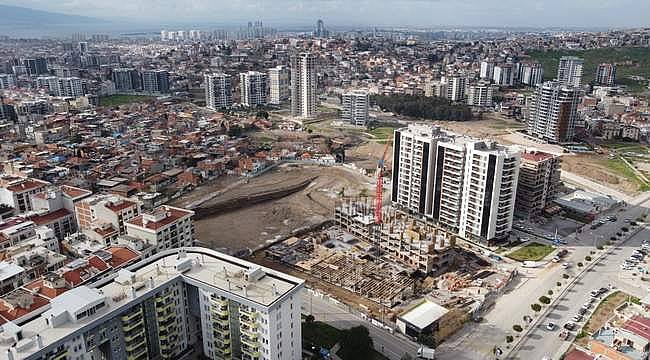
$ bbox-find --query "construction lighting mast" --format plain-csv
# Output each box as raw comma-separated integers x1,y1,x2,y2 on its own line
375,142,391,224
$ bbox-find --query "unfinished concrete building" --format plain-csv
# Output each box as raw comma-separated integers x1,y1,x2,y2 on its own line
335,200,458,274
515,151,562,216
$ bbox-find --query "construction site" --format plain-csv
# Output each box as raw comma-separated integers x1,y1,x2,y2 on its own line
256,198,518,343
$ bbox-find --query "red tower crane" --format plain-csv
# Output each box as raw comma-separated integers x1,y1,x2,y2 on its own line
375,142,391,224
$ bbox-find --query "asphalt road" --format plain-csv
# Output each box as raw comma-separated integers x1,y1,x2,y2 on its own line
301,290,419,360
513,225,648,359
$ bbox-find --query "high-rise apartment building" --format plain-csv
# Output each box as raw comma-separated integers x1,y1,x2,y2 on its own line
56,77,84,97
557,56,584,87
290,52,317,119
480,61,495,80
341,90,369,126
239,71,268,107
424,81,448,98
519,62,544,86
125,205,195,252
112,68,141,92
515,151,562,216
23,58,48,76
493,64,515,87
466,83,495,107
0,247,304,360
527,81,580,143
268,66,290,105
446,76,467,102
458,141,520,242
141,70,170,94
205,73,233,110
595,63,617,86
391,124,521,243
0,74,17,89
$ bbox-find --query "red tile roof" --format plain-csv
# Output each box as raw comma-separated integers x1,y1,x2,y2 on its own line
521,151,556,162
127,206,193,230
623,315,650,341
23,279,68,299
106,246,140,268
0,292,49,323
29,208,71,225
5,179,48,193
104,199,137,213
564,348,594,360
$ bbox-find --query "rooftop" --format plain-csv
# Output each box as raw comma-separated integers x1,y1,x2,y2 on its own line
397,299,449,331
0,247,303,359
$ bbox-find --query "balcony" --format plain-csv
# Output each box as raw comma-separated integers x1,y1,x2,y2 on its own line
121,308,143,322
125,336,146,352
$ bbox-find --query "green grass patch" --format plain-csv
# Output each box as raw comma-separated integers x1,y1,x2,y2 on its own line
302,321,342,349
528,47,650,95
99,94,154,107
368,127,396,140
600,157,650,191
507,242,555,261
602,142,650,153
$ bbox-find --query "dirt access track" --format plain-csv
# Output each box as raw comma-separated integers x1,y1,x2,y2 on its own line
191,164,373,253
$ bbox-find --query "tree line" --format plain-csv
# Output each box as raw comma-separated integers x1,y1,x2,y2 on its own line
372,94,473,121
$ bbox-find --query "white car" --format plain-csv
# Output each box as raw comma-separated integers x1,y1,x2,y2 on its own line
546,322,556,331
552,256,561,263
562,262,570,269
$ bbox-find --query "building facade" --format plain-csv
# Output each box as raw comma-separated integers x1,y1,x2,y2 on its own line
466,83,495,107
142,70,170,94
557,56,584,87
527,81,580,143
268,66,290,105
341,90,369,126
515,151,562,216
0,247,304,360
239,71,268,107
112,68,141,92
595,63,617,86
290,52,317,119
205,73,233,110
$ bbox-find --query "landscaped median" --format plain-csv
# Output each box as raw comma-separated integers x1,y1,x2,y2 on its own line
506,242,555,262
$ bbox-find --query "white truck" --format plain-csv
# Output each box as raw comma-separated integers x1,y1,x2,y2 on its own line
417,346,435,359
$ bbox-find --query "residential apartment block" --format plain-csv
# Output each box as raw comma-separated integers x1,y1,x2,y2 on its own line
341,90,369,126
290,52,317,119
557,56,584,87
0,247,303,360
239,71,268,107
125,205,195,252
0,177,49,214
527,81,580,143
268,66,290,105
205,73,233,110
515,151,562,216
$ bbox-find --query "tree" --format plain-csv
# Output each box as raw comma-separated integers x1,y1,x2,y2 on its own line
305,314,315,323
539,296,551,305
563,273,570,279
531,303,542,313
417,333,436,348
577,262,584,267
339,326,374,360
585,256,592,262
513,325,523,333
506,335,514,344
548,290,554,296
556,282,562,287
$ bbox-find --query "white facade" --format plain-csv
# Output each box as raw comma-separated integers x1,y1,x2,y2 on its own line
493,64,515,87
466,83,495,107
519,62,544,86
0,248,304,360
205,73,233,110
447,76,467,102
239,71,268,107
341,90,369,126
528,81,580,143
0,74,17,89
557,56,584,87
268,66,290,105
392,125,521,242
290,52,317,119
480,61,495,80
458,141,520,241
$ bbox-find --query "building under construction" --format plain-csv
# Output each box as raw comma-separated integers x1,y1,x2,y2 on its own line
335,199,458,274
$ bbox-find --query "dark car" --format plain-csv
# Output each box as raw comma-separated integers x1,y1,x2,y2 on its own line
564,322,576,331
578,307,587,315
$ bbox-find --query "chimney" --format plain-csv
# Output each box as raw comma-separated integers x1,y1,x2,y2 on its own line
6,349,15,360
148,277,155,289
226,279,231,290
130,286,137,300
272,284,278,296
243,285,248,297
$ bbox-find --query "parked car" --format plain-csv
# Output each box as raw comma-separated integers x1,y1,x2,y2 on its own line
562,262,570,269
572,314,583,322
546,322,556,331
564,322,576,331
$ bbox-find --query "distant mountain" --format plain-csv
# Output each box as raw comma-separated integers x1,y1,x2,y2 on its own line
0,4,104,26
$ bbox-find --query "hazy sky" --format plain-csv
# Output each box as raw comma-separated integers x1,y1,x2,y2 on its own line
2,0,650,28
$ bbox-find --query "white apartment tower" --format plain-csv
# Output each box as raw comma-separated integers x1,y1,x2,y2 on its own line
595,63,617,86
519,62,544,86
466,83,495,107
458,141,520,241
557,56,584,87
341,90,369,126
446,76,467,102
205,73,233,110
268,65,290,105
480,61,495,80
239,71,268,107
0,247,304,360
527,81,580,143
290,52,317,118
392,124,521,243
493,64,515,87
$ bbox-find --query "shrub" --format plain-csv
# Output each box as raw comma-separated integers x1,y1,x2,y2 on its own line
548,290,554,296
577,262,584,267
597,246,604,250
513,325,523,333
585,256,592,261
531,303,542,312
539,296,551,305
556,282,562,287
563,273,570,279
506,335,514,343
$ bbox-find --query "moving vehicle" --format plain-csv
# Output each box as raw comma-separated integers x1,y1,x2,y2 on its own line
417,346,435,359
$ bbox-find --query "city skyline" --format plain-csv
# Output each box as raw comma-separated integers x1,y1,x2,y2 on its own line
1,0,650,29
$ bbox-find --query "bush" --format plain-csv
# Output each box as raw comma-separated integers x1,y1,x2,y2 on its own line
548,290,554,296
590,250,596,255
585,256,592,261
539,296,551,305
577,262,584,267
622,227,629,232
597,246,604,250
372,94,473,121
513,325,523,333
339,326,375,360
556,282,562,287
506,335,514,343
305,314,315,323
563,273,570,279
531,303,542,312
